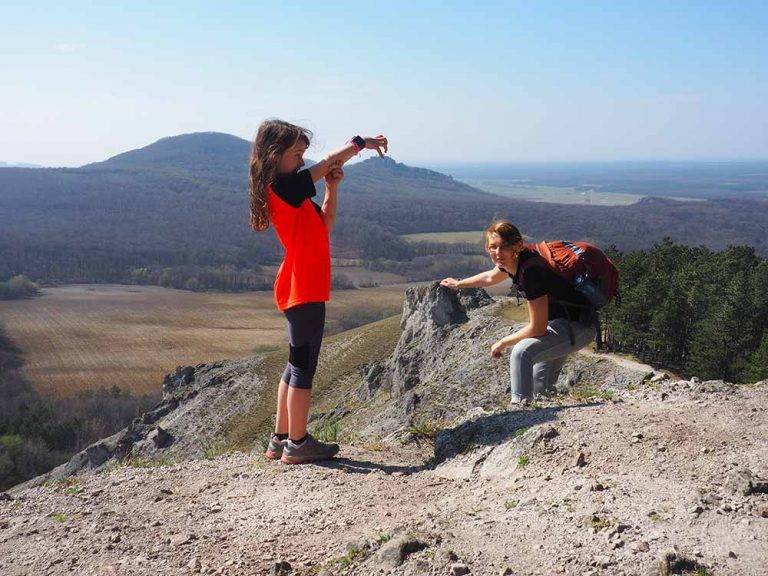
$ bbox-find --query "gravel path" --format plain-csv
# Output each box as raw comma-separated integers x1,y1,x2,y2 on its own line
2,381,767,576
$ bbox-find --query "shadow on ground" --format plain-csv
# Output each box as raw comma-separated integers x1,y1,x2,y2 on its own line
314,457,427,475
435,402,599,463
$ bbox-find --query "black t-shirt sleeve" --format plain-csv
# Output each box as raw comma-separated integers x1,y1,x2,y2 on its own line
272,169,316,208
520,266,549,300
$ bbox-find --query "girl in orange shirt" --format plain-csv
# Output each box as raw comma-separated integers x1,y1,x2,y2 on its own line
249,119,387,464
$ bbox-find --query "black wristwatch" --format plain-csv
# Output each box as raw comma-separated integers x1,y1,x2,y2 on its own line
351,135,365,152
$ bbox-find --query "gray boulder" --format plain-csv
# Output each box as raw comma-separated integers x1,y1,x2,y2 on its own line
554,351,655,394
356,283,511,437
374,533,428,569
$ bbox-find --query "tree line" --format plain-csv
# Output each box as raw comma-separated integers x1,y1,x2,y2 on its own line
602,240,768,383
129,265,273,292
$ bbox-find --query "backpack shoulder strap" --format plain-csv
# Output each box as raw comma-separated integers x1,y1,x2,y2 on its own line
521,242,564,278
533,241,557,268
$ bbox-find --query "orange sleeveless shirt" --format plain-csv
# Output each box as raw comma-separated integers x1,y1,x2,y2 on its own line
267,181,330,311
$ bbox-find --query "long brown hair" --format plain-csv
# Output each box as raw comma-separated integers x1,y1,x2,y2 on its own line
249,119,312,231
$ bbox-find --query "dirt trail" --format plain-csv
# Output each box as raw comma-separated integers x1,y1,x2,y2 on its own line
2,380,767,576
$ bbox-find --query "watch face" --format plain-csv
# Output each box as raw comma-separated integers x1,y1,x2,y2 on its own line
353,136,365,148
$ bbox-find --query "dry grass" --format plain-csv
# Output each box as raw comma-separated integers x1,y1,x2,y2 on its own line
0,283,408,398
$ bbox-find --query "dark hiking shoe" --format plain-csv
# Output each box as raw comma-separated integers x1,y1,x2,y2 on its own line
264,434,287,460
280,434,339,464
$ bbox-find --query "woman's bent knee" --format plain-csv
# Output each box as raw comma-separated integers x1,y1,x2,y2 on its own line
509,340,535,367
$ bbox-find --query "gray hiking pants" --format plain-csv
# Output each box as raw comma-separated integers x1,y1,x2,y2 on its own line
509,317,595,402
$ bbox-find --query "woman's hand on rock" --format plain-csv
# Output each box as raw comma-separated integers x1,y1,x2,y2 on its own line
440,277,460,289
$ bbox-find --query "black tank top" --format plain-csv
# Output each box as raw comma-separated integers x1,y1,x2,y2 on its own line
503,249,591,321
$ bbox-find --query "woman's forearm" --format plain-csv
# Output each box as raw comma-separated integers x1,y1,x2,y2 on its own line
457,271,494,288
322,186,338,234
504,322,546,346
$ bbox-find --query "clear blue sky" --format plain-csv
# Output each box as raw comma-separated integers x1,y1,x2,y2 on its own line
1,1,766,166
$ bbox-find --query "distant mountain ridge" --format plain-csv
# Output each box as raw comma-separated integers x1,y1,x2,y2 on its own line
84,132,252,173
345,156,494,200
0,132,503,284
75,131,493,202
82,131,493,199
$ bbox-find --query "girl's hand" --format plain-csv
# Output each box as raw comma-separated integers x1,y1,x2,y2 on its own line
364,135,388,157
440,277,460,289
325,162,344,188
490,339,508,359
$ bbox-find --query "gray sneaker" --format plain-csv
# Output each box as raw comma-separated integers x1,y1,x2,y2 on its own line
508,394,531,409
280,434,339,464
264,434,287,460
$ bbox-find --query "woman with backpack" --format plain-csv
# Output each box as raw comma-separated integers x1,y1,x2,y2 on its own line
440,220,618,405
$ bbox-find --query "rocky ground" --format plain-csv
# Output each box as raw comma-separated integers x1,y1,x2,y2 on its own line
3,375,767,576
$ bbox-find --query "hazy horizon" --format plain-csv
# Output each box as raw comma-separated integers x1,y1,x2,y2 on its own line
3,131,768,171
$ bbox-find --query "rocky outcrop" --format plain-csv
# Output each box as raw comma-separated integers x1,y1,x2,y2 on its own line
433,371,768,488
553,350,655,393
434,407,561,480
354,282,660,439
4,380,766,576
5,276,768,574
12,356,267,491
354,283,510,437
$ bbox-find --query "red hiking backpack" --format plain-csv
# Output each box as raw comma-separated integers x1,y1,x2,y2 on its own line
525,240,620,309
519,240,620,350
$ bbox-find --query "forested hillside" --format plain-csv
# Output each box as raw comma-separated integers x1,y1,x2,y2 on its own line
2,132,768,288
604,240,768,383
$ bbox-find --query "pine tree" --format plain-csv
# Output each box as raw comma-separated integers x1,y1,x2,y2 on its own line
745,333,768,383
687,271,754,381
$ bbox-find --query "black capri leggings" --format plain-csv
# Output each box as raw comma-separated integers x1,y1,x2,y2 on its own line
281,302,325,389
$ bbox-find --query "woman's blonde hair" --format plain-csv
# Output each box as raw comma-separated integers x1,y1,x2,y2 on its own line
249,119,312,231
484,220,523,250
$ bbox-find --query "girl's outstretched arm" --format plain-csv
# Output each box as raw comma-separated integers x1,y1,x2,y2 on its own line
308,135,388,182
